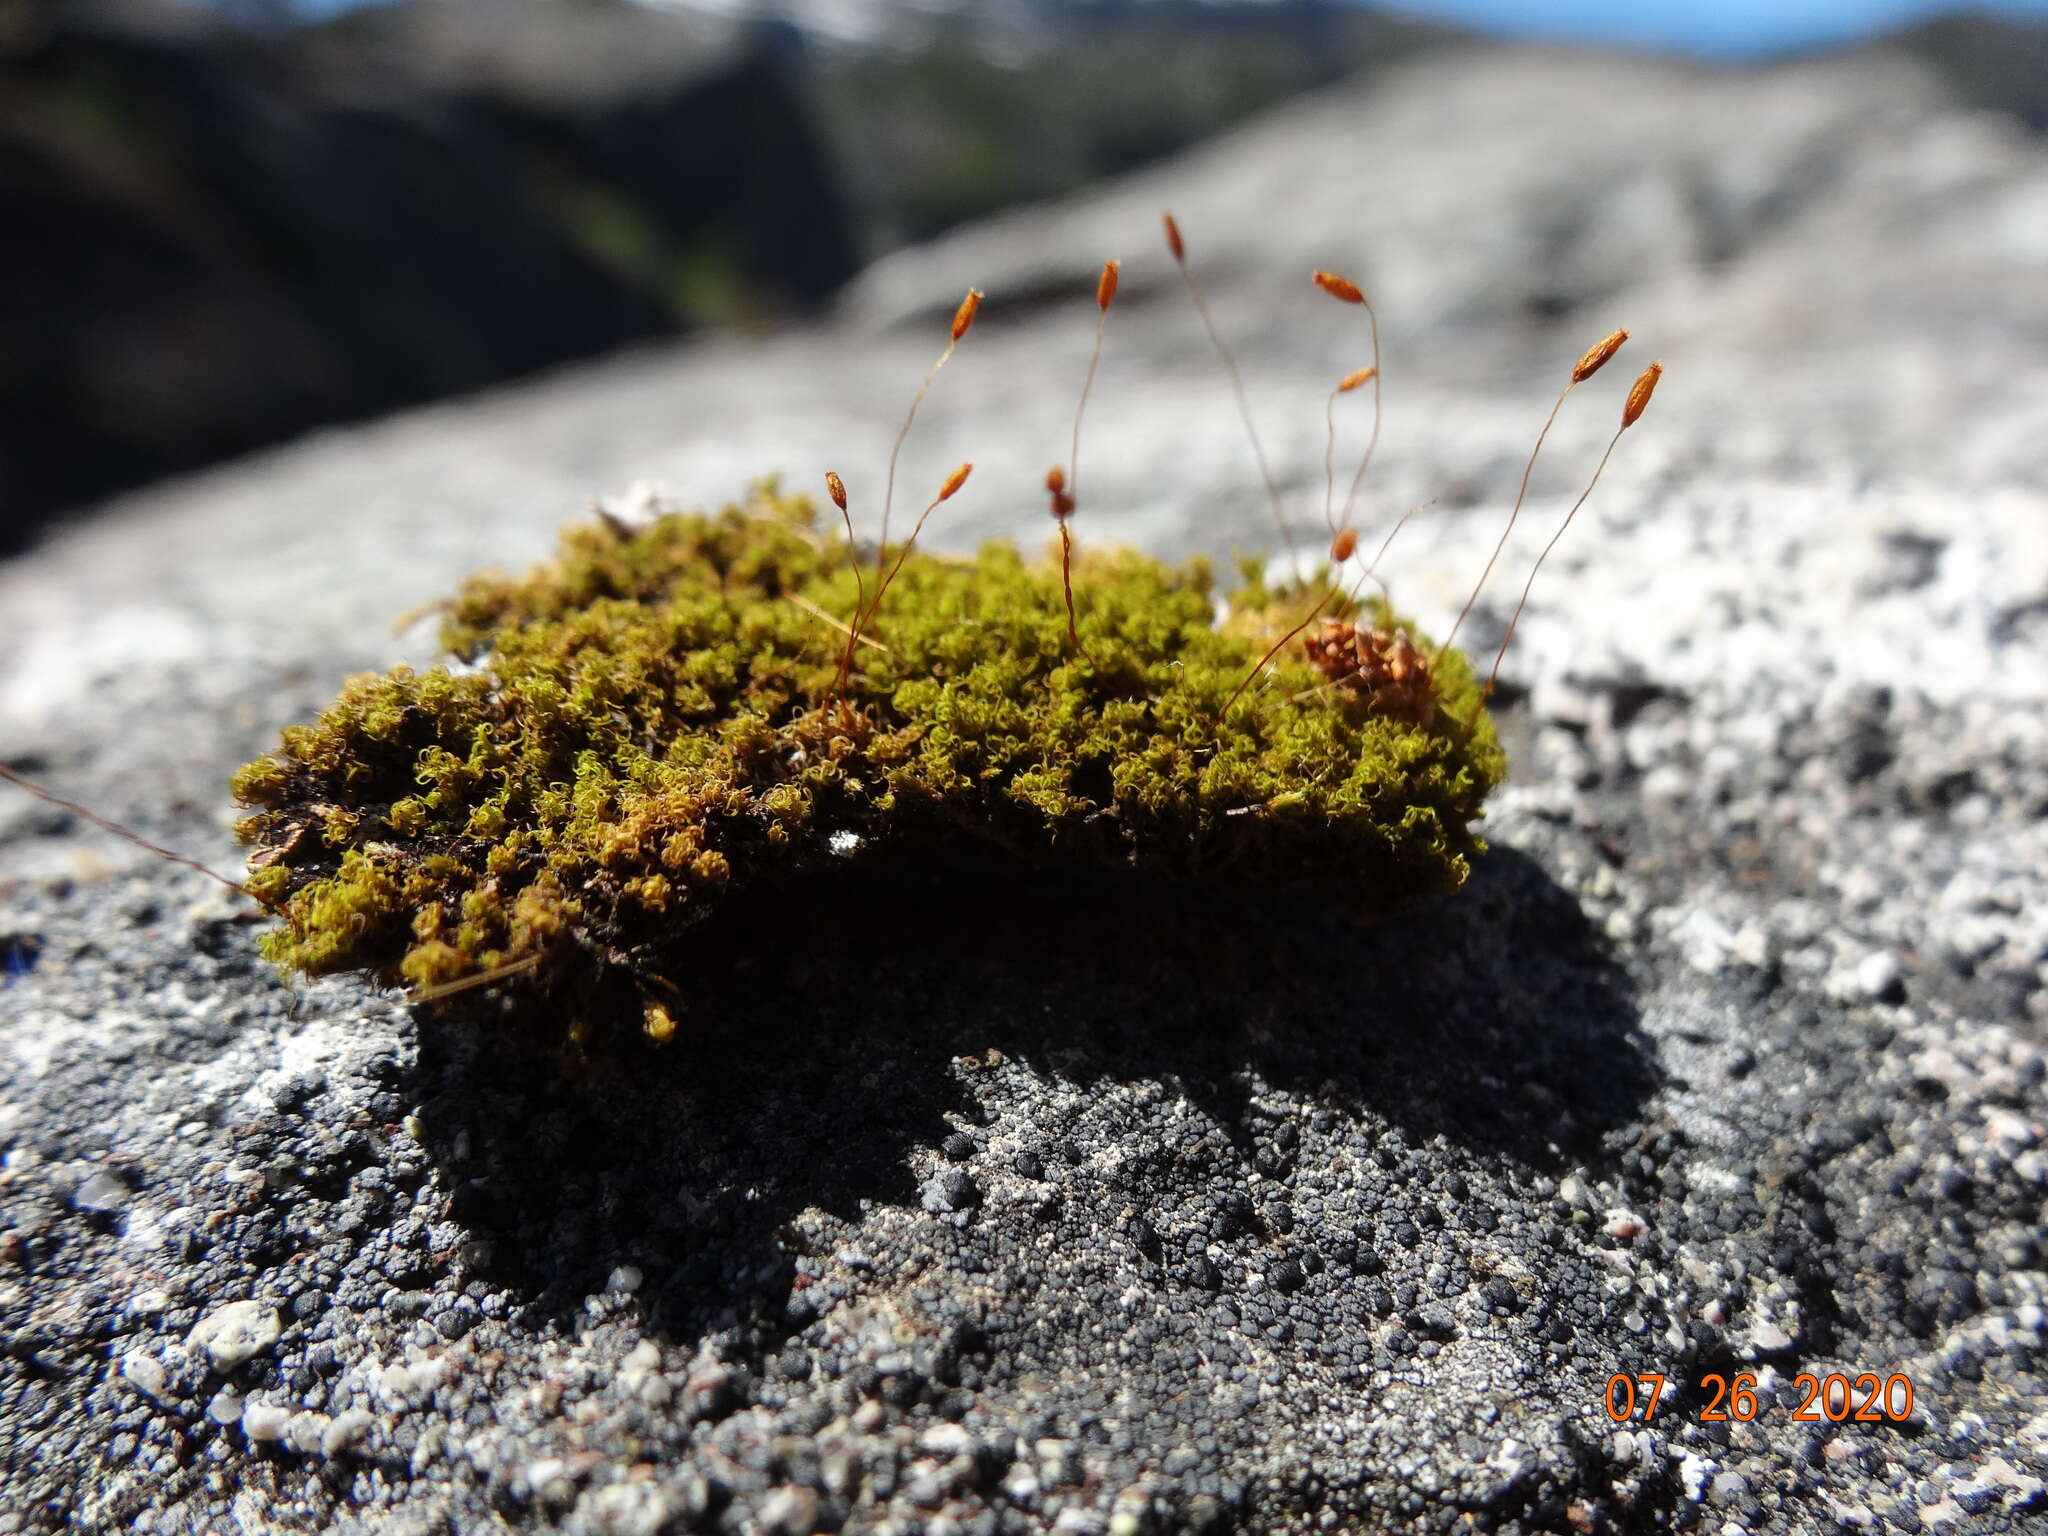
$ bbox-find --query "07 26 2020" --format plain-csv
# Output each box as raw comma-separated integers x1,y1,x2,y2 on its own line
1604,1371,1917,1424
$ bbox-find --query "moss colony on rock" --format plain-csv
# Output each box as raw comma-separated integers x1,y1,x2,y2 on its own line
228,486,1503,1037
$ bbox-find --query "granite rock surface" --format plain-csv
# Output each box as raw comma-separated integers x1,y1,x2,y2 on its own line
2,44,2046,1536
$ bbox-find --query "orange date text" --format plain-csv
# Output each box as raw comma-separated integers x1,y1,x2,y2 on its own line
1604,1372,1916,1424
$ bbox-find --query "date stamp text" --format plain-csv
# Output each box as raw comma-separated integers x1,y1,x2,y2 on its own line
1605,1372,1918,1425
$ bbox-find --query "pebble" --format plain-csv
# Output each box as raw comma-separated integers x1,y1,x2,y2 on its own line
120,1350,169,1402
241,1401,292,1442
320,1410,376,1458
572,1480,682,1536
187,1300,282,1370
1749,1321,1794,1353
1002,1463,1041,1509
1678,1454,1717,1502
286,1412,332,1455
921,1165,979,1213
919,1422,977,1457
1856,951,1904,1001
71,1169,132,1214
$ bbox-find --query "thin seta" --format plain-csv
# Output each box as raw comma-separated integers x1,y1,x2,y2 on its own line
1167,220,1662,730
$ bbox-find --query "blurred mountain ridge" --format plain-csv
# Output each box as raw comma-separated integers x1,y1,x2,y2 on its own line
0,0,856,549
1864,7,2048,127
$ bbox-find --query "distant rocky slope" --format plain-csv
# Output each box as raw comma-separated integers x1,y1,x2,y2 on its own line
1873,8,2048,129
2,41,2045,1536
0,0,855,551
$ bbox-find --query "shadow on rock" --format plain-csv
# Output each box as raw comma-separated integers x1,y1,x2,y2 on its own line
409,843,1653,1343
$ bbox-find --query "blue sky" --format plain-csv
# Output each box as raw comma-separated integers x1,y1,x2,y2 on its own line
1380,0,2048,56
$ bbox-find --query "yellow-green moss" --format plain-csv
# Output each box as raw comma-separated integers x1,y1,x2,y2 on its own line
232,487,1504,1038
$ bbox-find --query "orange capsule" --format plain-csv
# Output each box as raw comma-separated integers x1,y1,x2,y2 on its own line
937,462,973,501
1621,362,1663,429
1571,328,1628,383
950,289,983,343
824,470,848,512
1313,270,1365,305
1162,212,1185,262
1096,259,1121,311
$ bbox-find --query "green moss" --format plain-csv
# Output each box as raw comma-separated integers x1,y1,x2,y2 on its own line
233,487,1504,1042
